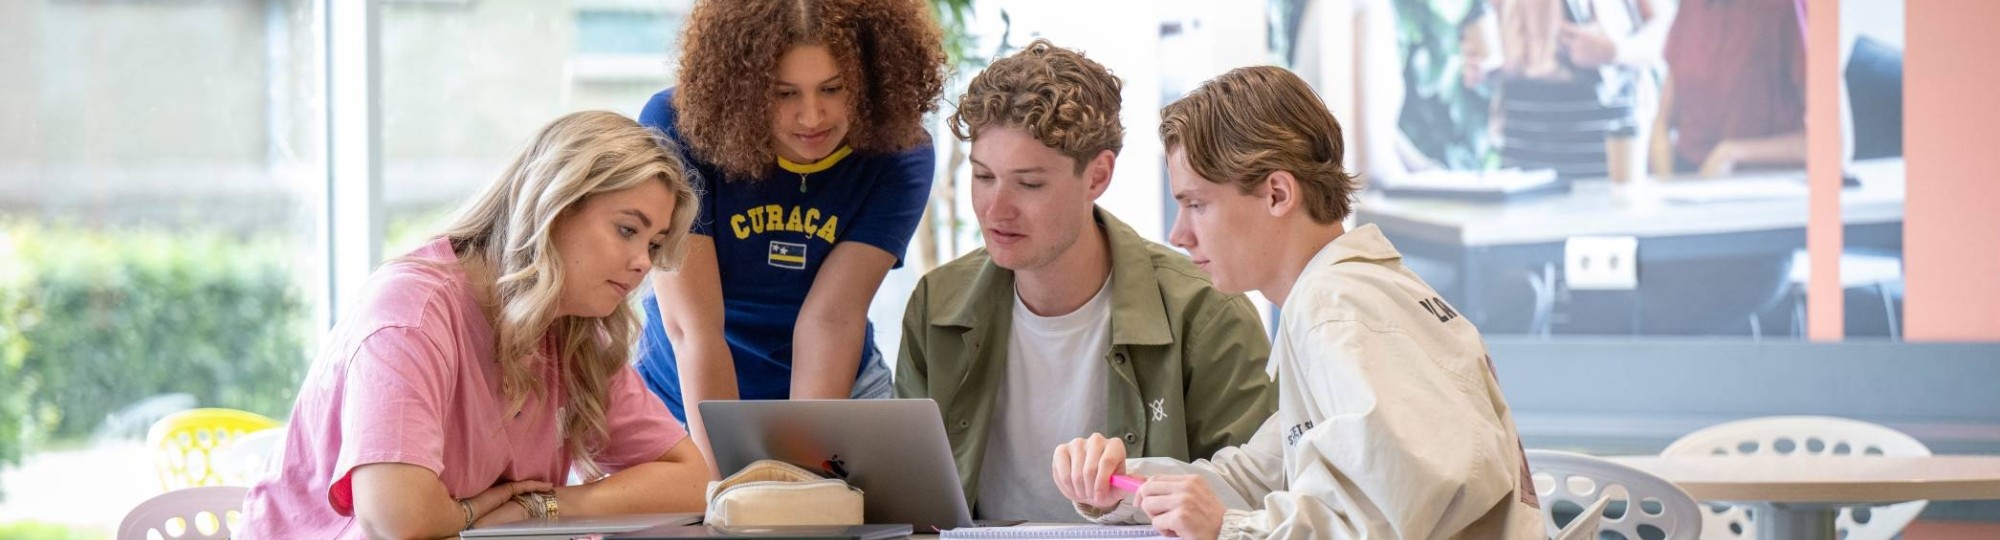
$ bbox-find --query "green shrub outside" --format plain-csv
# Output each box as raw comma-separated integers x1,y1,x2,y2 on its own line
0,223,311,496
0,519,109,540
0,234,48,489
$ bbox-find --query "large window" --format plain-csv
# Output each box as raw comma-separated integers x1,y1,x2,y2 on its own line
0,0,1984,536
1259,0,1911,340
0,1,324,534
379,0,689,257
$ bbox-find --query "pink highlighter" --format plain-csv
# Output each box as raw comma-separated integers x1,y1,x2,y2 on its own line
1109,473,1144,492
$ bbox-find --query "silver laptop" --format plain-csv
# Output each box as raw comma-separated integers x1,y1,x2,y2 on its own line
613,524,914,539
461,512,703,539
699,399,974,531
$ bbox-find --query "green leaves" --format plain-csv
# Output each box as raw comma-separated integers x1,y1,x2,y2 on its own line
929,0,982,71
1393,0,1497,171
0,223,311,494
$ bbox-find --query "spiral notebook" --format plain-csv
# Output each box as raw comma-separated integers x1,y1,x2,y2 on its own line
938,525,1168,539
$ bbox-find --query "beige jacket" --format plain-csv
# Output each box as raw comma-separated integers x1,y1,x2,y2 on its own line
1084,224,1543,539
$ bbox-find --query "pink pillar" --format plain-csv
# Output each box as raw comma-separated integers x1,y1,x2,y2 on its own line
1904,0,2000,341
1806,0,1843,340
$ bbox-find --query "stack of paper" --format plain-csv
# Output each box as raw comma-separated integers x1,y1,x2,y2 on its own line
939,524,1170,539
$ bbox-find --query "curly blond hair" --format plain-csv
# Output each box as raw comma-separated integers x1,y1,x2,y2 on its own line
948,39,1124,173
674,0,948,181
1161,66,1356,224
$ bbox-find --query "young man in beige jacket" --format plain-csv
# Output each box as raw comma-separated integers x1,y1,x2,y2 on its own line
1053,66,1543,539
896,40,1277,523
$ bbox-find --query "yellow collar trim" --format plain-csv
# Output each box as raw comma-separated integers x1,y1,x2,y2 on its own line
777,146,854,174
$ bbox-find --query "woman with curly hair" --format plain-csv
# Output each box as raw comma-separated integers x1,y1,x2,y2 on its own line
243,111,708,539
634,0,948,476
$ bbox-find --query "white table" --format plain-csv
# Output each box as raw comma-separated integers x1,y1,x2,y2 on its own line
1609,455,2000,540
1354,159,1907,334
1359,159,1906,249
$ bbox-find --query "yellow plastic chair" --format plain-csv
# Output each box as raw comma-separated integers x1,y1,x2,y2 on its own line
146,408,281,491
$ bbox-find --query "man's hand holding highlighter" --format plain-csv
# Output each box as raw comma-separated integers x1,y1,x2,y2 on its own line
1053,434,1227,540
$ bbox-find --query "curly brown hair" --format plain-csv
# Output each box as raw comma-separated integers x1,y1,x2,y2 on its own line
1161,66,1356,224
947,39,1124,174
673,0,948,182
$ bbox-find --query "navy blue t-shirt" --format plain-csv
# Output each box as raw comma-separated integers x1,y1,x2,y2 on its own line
635,88,934,422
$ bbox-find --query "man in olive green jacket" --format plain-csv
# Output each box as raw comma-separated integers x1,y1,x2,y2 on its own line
894,39,1276,522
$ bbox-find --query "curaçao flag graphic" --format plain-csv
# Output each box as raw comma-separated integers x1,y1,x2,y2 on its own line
768,241,807,269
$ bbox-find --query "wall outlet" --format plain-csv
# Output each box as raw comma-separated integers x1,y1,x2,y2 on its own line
1564,236,1638,290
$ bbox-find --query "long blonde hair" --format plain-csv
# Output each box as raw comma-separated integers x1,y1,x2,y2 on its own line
434,110,698,478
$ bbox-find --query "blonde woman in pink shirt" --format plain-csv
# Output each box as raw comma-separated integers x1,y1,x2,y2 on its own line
243,110,708,539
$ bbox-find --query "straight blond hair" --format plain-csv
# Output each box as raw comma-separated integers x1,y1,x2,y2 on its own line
1160,66,1356,224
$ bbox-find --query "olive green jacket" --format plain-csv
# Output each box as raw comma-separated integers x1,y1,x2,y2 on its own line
895,207,1277,510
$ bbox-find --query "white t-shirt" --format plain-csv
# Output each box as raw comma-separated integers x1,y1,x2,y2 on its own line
975,279,1114,522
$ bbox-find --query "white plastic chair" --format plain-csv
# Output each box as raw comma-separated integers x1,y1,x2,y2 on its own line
1553,495,1615,540
1527,449,1704,540
1661,416,1930,540
118,485,248,540
213,427,285,486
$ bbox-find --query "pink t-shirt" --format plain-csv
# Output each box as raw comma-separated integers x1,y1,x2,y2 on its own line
241,238,687,539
